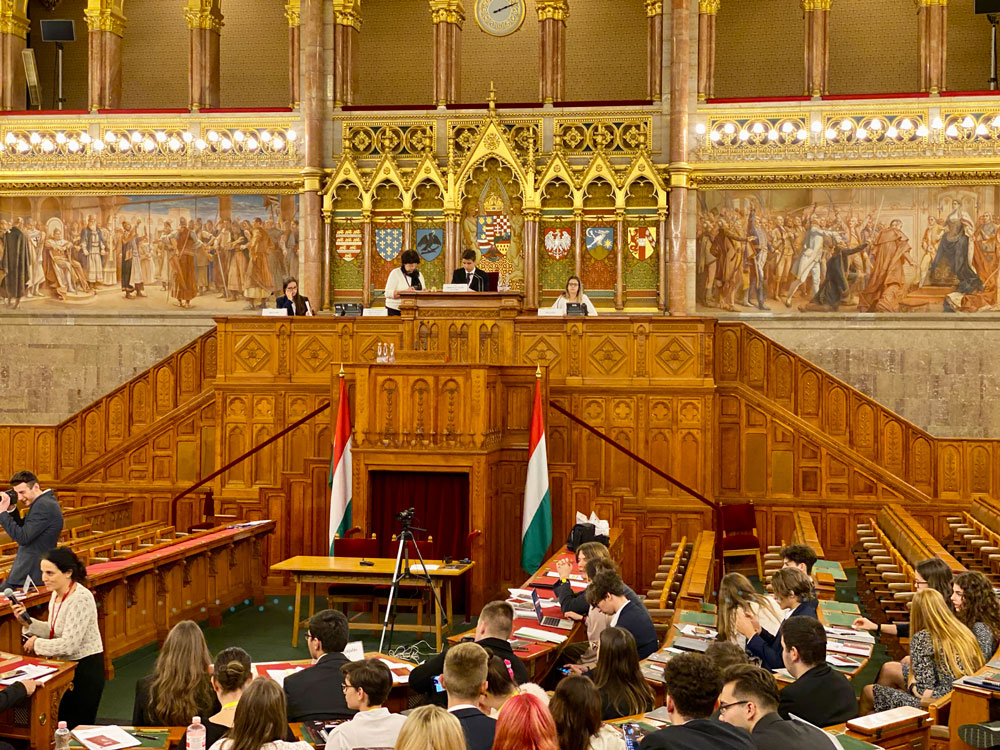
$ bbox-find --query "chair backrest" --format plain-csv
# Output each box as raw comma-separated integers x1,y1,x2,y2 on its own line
721,502,757,534
334,537,380,558
486,271,499,292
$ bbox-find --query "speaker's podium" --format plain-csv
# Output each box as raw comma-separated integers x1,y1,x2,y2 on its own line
397,290,524,319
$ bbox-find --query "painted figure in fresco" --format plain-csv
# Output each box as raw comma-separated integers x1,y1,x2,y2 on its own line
243,220,274,309
229,220,252,303
1,217,31,309
711,219,747,312
697,214,717,305
507,198,525,285
22,218,46,299
800,239,870,312
43,222,90,300
263,219,286,289
972,212,998,285
168,217,201,308
101,217,119,287
743,207,769,310
282,220,299,278
461,200,479,259
917,217,942,289
784,211,841,307
80,215,106,286
858,219,913,313
930,200,982,293
120,220,146,299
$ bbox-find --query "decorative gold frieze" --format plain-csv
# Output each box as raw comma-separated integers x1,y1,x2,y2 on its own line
183,0,223,32
536,0,568,22
0,0,29,39
645,0,663,15
698,0,720,13
914,0,947,5
284,0,301,26
333,0,362,29
84,0,126,36
800,0,832,9
429,0,464,25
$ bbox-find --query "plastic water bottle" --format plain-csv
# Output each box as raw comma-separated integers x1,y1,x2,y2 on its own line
186,716,206,750
53,721,70,750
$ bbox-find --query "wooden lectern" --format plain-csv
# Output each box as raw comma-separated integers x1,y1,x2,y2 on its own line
398,290,524,319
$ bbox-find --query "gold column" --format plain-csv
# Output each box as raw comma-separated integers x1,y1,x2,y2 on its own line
301,0,324,306
444,209,460,279
361,210,373,306
525,209,540,308
656,208,667,312
647,0,663,100
573,208,583,278
697,0,718,101
285,0,301,108
801,0,830,97
537,0,568,103
333,0,361,107
0,0,28,110
84,0,126,110
430,0,463,106
668,0,690,315
614,209,625,311
185,0,223,109
917,0,947,93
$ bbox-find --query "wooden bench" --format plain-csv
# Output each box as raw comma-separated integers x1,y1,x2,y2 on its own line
676,530,715,612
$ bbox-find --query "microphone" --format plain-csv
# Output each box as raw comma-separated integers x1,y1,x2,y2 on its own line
3,589,30,626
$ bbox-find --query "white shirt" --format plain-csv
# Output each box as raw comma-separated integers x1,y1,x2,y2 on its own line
25,583,103,661
324,707,407,750
448,704,480,713
551,294,598,316
609,598,629,628
384,267,426,311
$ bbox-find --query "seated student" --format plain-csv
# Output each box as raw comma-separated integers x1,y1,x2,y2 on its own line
551,276,598,316
590,627,655,720
185,647,252,749
411,601,529,706
549,675,625,750
860,588,983,714
778,616,858,726
395,704,468,750
441,642,496,750
780,544,817,578
208,677,311,750
480,653,520,717
736,567,817,670
639,652,755,750
284,609,355,722
275,277,313,316
717,573,784,650
953,570,1000,662
324,659,407,750
585,569,658,660
718,664,832,750
553,541,614,617
493,693,559,750
133,620,220,727
451,249,490,292
385,249,425,316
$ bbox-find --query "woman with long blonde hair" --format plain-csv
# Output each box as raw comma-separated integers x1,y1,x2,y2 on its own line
133,620,218,726
716,572,784,647
861,588,984,713
395,705,467,750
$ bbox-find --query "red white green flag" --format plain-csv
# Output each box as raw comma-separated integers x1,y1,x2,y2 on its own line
328,373,353,555
521,377,552,572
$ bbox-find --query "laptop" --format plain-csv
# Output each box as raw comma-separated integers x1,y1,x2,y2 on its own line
531,589,574,630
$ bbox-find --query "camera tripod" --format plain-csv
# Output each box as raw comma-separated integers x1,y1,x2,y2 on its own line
378,508,449,653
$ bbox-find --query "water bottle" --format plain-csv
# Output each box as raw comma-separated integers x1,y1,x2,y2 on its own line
54,721,70,750
186,716,206,750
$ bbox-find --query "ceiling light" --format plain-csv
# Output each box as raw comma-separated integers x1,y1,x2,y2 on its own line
916,125,929,137
963,116,975,128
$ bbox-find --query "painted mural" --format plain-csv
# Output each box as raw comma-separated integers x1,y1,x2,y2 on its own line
0,194,298,312
697,187,1000,314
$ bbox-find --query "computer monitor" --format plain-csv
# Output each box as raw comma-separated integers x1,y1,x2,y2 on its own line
40,20,75,43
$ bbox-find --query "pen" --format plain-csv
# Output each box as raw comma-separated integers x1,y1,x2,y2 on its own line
132,733,159,740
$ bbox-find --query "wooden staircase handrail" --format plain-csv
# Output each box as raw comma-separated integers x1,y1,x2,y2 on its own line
659,536,686,610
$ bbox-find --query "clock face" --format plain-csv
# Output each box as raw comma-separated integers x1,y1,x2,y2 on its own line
474,0,526,37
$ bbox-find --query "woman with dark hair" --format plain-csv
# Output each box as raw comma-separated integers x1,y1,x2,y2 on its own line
12,547,104,728
549,675,625,750
208,677,310,750
551,276,597,316
384,249,425,316
953,571,1000,661
133,620,219,727
181,647,253,749
481,653,519,716
275,278,313,316
590,627,655,720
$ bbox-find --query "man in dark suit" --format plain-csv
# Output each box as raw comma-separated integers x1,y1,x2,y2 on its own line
410,601,528,706
451,249,489,291
586,569,659,660
441,642,495,750
0,470,64,589
719,664,832,750
284,609,356,722
777,616,858,727
640,653,755,750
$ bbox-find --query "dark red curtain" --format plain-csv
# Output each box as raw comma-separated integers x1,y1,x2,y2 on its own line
369,471,469,562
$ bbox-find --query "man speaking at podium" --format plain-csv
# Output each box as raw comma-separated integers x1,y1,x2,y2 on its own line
451,249,489,292
0,470,63,589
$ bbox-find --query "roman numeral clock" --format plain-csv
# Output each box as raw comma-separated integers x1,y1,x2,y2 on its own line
474,0,527,36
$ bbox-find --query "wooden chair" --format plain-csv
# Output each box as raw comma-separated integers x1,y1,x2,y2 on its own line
71,524,91,540
327,534,379,618
720,502,764,580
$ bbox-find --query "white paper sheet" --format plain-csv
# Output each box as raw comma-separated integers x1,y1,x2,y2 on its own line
71,726,141,750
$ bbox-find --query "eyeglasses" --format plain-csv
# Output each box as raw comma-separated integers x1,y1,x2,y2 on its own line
718,700,749,714
342,683,355,693
304,632,314,641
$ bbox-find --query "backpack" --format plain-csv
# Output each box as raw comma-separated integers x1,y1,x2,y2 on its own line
566,523,610,552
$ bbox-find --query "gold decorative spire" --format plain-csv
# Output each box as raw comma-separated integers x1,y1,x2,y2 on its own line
488,81,497,113
284,0,301,26
84,0,127,36
429,0,465,25
698,0,720,13
536,0,569,22
332,0,363,29
183,0,223,32
0,0,29,39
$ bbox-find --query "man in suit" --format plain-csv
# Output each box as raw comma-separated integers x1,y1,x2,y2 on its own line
0,471,63,589
586,569,659,660
777,616,858,727
451,249,489,291
410,601,528,706
719,664,832,750
284,609,356,722
441,642,495,750
639,653,755,750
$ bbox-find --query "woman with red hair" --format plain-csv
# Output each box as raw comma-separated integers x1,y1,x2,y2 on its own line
493,693,559,750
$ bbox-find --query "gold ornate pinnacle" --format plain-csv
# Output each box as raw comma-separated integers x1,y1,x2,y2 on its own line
183,0,223,32
284,0,301,26
488,81,497,113
429,0,465,25
0,0,30,39
84,0,127,36
333,0,363,29
645,0,664,16
536,0,569,22
913,0,946,5
698,0,721,13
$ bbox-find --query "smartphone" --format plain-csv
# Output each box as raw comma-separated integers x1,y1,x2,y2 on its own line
432,675,445,693
560,666,572,675
622,722,641,750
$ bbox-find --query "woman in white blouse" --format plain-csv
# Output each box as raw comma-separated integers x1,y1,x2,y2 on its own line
13,547,104,728
384,249,426,316
551,276,598,316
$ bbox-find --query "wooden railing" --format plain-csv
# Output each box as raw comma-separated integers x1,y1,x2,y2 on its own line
677,530,716,612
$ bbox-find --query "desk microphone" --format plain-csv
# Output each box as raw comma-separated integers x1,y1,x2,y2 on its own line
3,589,30,626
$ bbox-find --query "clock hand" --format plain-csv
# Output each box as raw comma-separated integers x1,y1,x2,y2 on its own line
492,1,518,13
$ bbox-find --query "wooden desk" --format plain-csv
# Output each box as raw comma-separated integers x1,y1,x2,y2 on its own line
398,290,524,319
677,530,715,612
950,676,998,750
69,726,182,749
0,652,75,750
270,556,474,649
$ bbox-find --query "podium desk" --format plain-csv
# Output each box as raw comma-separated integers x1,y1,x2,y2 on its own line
398,290,524,319
0,652,75,750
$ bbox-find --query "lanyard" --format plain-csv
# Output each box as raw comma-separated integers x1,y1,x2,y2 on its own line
49,583,75,639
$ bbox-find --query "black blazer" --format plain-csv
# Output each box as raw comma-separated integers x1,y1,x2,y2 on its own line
276,294,311,316
132,674,220,727
556,581,645,617
746,598,820,670
640,719,756,750
410,637,530,706
451,707,496,750
750,711,833,750
777,663,858,727
0,490,63,589
284,652,356,722
0,682,27,714
614,600,660,660
451,267,490,292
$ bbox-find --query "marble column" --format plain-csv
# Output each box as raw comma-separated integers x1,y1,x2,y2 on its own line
802,0,830,98
332,0,361,107
668,0,691,315
614,210,625,310
300,0,324,306
537,0,568,103
0,1,28,111
697,0,718,101
185,0,223,109
657,208,667,312
430,0,463,106
917,0,947,94
573,209,583,278
85,0,126,110
286,0,301,108
647,0,663,100
444,210,460,279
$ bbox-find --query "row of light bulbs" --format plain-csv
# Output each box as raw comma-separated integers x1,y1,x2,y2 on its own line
697,115,1000,144
0,127,297,154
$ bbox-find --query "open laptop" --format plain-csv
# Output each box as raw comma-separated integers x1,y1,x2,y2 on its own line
531,589,574,630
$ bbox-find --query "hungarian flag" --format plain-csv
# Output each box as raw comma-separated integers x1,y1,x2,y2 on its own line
521,377,552,572
328,374,353,555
